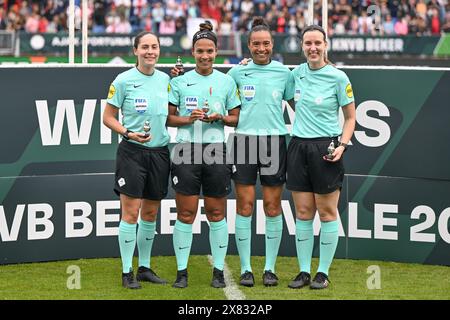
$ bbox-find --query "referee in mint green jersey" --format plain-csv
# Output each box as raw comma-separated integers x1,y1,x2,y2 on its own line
227,17,294,287
103,31,170,289
286,25,356,290
167,21,241,289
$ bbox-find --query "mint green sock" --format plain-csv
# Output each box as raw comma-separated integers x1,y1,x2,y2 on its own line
235,214,252,274
317,220,339,276
173,220,193,271
118,220,137,273
264,215,283,272
137,220,156,269
209,218,229,270
295,219,314,274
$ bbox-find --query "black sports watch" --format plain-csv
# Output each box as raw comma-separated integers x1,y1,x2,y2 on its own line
339,142,348,151
122,129,133,141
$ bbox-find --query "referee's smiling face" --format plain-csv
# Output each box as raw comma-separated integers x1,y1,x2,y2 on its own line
192,38,217,75
248,30,273,65
302,30,327,68
134,33,160,69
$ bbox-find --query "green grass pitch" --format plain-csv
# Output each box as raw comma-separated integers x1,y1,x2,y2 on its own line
1,255,449,300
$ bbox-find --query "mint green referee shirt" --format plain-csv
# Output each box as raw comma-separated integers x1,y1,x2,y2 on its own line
169,69,241,143
289,63,354,138
107,67,170,147
228,60,294,136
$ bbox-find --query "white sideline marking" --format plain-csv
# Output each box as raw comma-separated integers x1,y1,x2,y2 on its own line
208,255,246,300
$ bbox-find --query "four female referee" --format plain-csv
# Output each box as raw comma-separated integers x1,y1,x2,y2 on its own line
104,22,354,291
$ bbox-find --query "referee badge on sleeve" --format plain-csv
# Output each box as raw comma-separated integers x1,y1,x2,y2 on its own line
108,84,115,99
345,83,353,98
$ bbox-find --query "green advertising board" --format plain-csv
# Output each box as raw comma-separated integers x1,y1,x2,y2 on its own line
17,32,450,57
0,65,449,265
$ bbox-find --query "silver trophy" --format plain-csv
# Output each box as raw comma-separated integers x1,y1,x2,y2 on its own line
202,99,210,119
175,56,184,75
143,120,151,137
326,140,335,160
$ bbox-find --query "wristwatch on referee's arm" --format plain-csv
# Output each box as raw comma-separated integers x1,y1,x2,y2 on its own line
122,129,133,141
338,142,348,152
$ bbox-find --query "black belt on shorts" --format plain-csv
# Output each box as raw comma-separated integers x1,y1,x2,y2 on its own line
293,136,339,143
120,139,168,152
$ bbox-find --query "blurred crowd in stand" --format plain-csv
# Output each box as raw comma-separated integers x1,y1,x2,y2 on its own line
1,0,449,35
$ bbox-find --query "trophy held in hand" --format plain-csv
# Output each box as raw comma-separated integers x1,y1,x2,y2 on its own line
326,140,335,160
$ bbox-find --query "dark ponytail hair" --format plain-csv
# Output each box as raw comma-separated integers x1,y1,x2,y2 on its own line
300,25,331,64
133,31,160,67
248,16,273,44
192,20,217,47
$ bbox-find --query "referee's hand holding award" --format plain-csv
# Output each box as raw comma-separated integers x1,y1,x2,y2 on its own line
189,108,205,123
201,112,223,123
323,142,346,162
129,131,152,144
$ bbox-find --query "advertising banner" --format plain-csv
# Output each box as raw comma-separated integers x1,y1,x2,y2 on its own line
0,65,449,265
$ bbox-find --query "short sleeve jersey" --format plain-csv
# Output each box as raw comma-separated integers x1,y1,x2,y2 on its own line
168,69,241,143
290,63,354,138
228,60,294,136
107,67,170,147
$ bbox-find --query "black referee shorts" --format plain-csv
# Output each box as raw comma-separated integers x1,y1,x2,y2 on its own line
286,136,344,194
114,140,170,200
171,143,232,197
229,134,287,186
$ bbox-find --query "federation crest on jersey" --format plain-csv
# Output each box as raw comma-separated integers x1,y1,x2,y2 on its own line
242,85,256,101
315,96,323,105
185,96,198,112
134,98,148,113
272,90,281,100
